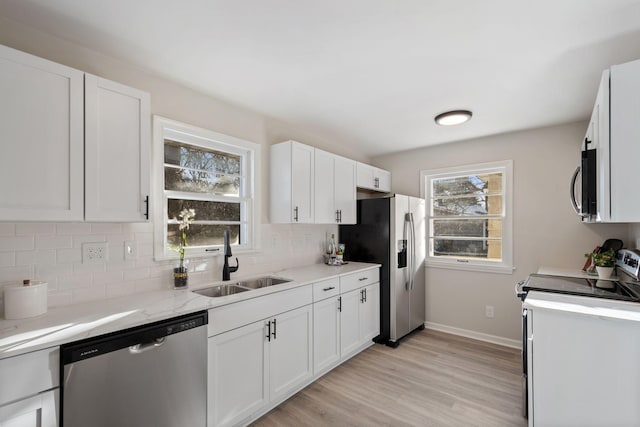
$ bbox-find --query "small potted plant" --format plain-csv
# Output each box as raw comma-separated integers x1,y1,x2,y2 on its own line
170,208,195,289
585,248,616,279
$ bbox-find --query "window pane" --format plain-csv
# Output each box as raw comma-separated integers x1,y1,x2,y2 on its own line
165,166,240,196
168,224,240,247
432,172,502,197
164,139,240,175
167,199,240,222
433,195,502,216
433,219,503,238
432,238,502,260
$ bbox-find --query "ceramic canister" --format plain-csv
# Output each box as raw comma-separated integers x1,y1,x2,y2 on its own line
4,280,48,319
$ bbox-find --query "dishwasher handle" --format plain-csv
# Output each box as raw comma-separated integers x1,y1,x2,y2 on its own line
61,311,208,365
129,337,166,354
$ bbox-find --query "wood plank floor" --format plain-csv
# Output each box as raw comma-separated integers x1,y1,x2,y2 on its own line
251,330,527,427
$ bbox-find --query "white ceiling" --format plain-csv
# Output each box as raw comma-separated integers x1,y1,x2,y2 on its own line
2,0,640,156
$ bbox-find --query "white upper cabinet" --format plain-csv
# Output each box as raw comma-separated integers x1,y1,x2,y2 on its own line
270,141,314,223
356,162,391,192
85,74,151,222
609,59,640,222
314,149,356,224
0,44,84,221
0,44,151,222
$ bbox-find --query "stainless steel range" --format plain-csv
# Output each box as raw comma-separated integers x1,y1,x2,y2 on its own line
514,248,640,418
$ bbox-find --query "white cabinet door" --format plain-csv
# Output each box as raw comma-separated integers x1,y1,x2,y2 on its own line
530,305,640,426
269,305,313,402
359,282,380,344
315,150,356,224
0,45,84,221
313,149,335,223
339,289,361,357
270,141,314,223
356,162,391,192
356,162,374,190
85,74,151,222
333,155,356,224
0,389,59,427
373,168,391,192
610,59,640,222
313,296,341,374
208,321,268,427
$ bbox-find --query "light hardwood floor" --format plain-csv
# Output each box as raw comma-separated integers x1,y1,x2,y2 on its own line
251,330,527,427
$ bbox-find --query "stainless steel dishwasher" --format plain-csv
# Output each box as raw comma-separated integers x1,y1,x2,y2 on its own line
60,311,208,427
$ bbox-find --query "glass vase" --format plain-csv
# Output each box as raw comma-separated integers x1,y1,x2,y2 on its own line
173,260,188,289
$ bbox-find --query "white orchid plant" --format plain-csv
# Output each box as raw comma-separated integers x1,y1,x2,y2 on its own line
170,208,195,269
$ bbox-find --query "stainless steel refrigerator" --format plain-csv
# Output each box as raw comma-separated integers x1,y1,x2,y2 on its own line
340,194,426,346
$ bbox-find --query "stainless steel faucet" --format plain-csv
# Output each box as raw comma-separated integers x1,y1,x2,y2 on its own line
222,230,239,281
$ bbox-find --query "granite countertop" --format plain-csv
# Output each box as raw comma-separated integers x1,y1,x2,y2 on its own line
0,262,380,359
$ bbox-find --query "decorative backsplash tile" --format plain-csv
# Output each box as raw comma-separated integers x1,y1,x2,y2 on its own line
0,222,335,315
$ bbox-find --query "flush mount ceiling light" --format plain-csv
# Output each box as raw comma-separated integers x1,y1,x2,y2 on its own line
434,110,473,126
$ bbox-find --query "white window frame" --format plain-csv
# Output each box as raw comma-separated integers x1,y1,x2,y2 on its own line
152,116,261,260
420,160,513,274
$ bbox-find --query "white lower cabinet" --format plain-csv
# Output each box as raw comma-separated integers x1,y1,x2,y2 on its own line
339,288,362,356
526,294,640,426
208,305,312,427
340,283,380,358
314,273,381,375
0,390,59,427
0,347,60,427
313,296,341,374
268,306,313,402
359,283,380,344
208,320,268,427
208,267,380,426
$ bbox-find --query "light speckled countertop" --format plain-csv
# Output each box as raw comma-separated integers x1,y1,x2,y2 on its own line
0,262,379,359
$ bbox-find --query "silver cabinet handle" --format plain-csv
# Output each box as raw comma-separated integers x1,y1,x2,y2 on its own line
294,206,299,222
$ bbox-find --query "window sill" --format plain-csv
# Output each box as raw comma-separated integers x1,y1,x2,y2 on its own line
154,247,260,262
425,260,515,275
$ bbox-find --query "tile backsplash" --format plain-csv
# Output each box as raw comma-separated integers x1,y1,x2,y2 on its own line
0,222,336,314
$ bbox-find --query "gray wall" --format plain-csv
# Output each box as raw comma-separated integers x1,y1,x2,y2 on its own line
373,122,629,342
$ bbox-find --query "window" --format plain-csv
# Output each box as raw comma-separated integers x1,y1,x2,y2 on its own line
153,117,260,260
420,160,513,274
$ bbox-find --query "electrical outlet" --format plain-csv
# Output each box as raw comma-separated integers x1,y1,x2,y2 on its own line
82,242,108,263
124,241,137,260
485,305,495,318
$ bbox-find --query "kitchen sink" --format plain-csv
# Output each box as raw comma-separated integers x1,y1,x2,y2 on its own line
234,276,291,289
193,277,292,298
193,284,250,298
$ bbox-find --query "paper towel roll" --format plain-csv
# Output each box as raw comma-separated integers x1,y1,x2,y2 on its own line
4,281,48,319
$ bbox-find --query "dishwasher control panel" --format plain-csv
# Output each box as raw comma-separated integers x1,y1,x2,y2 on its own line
61,311,208,364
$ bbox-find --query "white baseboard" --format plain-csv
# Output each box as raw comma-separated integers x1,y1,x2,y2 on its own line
424,321,520,349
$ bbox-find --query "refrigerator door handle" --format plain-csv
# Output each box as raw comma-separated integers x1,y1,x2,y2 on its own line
403,215,410,290
409,214,416,290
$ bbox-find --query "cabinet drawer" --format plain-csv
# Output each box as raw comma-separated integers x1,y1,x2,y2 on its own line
340,268,379,293
208,285,313,337
0,347,59,405
312,278,340,301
